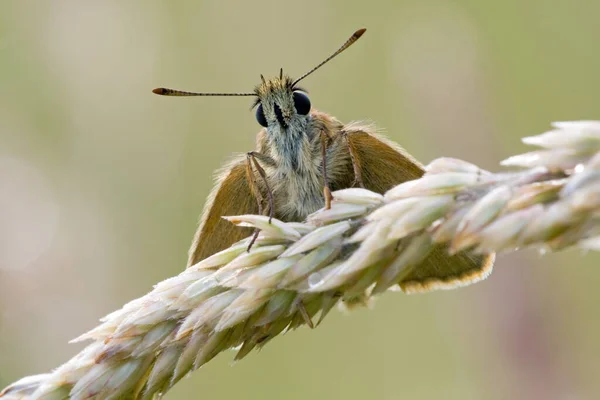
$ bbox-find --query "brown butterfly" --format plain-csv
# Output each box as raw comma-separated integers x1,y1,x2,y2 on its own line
153,28,493,293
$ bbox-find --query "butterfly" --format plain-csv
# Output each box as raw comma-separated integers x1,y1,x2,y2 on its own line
153,28,494,293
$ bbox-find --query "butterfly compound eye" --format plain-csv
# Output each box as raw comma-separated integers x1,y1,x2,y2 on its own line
293,91,311,115
256,103,268,127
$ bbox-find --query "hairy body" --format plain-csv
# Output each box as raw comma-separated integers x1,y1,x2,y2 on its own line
256,110,352,221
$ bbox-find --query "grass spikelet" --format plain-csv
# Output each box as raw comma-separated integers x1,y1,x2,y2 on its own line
3,121,600,400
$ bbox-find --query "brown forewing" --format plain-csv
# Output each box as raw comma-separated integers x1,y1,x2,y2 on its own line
187,156,259,267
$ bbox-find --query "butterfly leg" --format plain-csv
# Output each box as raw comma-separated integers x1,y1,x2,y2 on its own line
245,155,264,252
342,131,365,188
320,131,334,209
246,151,275,252
246,155,265,215
247,152,274,222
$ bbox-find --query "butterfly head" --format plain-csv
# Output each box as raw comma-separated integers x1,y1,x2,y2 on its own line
252,71,311,131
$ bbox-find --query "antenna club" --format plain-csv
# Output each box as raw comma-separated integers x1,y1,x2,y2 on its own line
354,28,367,38
291,28,368,87
153,88,167,95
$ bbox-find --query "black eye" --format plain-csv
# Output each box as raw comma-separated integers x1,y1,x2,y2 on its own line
293,91,311,115
256,103,268,127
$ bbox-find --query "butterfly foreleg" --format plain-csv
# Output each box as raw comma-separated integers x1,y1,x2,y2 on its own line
246,151,276,252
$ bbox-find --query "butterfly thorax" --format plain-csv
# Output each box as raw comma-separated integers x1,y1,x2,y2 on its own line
256,111,351,221
266,114,313,171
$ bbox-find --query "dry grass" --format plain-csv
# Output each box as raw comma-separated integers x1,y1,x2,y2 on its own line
2,121,600,399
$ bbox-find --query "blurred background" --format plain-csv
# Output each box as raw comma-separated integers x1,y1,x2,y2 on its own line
1,0,600,399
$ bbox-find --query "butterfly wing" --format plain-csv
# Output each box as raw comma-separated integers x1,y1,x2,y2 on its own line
343,125,425,187
344,125,495,293
187,155,259,267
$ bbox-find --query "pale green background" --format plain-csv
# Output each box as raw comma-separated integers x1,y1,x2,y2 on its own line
1,1,600,399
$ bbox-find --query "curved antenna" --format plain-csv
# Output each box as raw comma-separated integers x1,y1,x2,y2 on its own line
152,88,255,97
292,28,366,87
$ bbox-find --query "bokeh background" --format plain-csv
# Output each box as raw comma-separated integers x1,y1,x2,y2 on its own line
1,1,600,399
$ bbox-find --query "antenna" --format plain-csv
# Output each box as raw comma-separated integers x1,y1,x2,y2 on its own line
152,88,255,97
153,28,366,97
292,28,366,87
